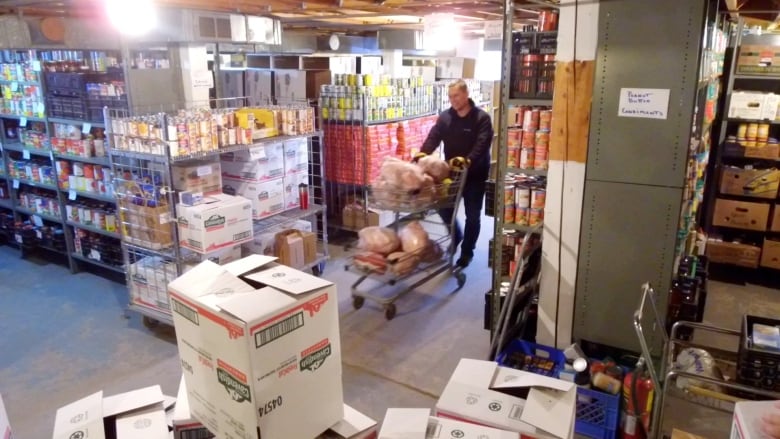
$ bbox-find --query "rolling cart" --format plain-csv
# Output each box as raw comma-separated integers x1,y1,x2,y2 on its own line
345,156,469,320
634,283,780,438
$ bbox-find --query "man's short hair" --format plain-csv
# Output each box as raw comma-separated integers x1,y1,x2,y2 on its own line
448,79,469,94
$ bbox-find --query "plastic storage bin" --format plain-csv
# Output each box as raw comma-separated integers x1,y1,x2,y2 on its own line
575,387,620,439
496,339,567,377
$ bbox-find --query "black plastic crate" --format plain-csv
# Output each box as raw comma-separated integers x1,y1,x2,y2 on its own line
737,315,780,393
45,72,89,98
47,95,89,121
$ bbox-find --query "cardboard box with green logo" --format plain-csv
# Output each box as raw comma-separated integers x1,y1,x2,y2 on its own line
168,254,344,439
177,193,253,254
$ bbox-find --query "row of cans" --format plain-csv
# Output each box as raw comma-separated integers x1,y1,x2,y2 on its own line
66,202,118,233
1,96,45,119
508,107,553,132
503,178,546,226
52,137,107,159
332,73,426,89
1,62,39,83
18,191,60,217
507,129,549,170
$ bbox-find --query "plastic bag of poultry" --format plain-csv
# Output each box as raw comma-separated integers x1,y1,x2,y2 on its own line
378,157,426,192
399,221,430,253
353,251,388,274
674,347,724,392
387,251,420,276
357,226,401,255
416,155,451,183
420,240,444,263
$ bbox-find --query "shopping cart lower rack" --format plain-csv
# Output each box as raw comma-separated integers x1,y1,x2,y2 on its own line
344,157,469,320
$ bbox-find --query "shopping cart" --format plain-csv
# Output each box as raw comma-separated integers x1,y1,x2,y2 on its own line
634,283,780,438
344,156,469,320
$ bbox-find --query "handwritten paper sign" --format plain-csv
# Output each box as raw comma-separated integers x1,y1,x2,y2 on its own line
618,88,670,120
484,20,503,40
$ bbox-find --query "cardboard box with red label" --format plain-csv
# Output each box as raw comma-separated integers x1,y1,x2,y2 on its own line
168,255,344,439
220,142,285,182
177,193,253,254
284,138,309,176
172,161,223,195
730,400,780,439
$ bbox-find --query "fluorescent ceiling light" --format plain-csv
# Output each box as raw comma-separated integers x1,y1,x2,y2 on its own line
106,0,157,36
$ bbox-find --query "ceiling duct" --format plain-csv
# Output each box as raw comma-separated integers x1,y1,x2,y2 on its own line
316,34,378,54
377,30,424,51
0,16,32,48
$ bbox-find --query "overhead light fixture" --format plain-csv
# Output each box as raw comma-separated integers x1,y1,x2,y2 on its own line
423,13,460,51
106,0,156,36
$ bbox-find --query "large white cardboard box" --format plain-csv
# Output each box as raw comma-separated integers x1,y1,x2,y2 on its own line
172,376,214,439
223,178,285,220
221,142,285,181
731,400,780,439
283,137,309,176
435,359,576,439
0,393,12,439
177,193,253,254
379,408,517,439
168,254,344,439
52,386,166,439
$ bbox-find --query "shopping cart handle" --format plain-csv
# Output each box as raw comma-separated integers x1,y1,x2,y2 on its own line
449,156,470,170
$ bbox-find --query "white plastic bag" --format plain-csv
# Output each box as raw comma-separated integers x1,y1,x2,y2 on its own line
398,221,429,253
378,157,426,192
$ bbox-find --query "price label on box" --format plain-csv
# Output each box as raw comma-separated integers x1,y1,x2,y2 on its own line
13,180,19,189
22,149,30,160
19,117,27,127
90,249,101,261
82,123,92,134
36,230,42,240
32,215,43,227
69,190,77,201
10,82,18,92
15,234,22,244
32,60,41,72
197,165,213,176
249,146,267,160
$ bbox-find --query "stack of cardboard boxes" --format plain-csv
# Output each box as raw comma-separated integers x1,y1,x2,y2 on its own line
707,166,780,270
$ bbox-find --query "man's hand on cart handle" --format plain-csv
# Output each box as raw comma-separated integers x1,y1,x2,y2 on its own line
762,401,780,438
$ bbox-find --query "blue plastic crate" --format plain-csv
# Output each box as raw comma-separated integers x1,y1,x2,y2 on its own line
496,339,567,377
575,387,621,439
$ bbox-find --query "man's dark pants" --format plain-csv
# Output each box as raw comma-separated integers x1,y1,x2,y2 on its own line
438,177,486,259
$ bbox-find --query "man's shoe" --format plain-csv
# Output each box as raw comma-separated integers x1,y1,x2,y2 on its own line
456,254,473,268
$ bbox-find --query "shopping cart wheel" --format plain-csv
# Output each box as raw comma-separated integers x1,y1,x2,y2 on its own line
384,304,397,320
143,316,160,329
352,296,365,310
456,272,467,288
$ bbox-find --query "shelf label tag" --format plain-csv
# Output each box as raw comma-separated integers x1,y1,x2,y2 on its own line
90,249,101,261
22,149,30,160
32,60,41,72
19,117,27,127
82,123,92,134
32,215,43,227
196,165,213,176
36,230,42,239
10,82,18,92
69,190,77,201
15,234,22,244
13,179,19,189
249,146,266,160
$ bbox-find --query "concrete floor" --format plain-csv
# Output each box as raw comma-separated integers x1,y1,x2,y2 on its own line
0,215,493,438
1,224,779,438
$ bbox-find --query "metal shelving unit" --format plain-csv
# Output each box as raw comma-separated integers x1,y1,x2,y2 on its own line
48,117,105,128
507,167,548,176
508,98,553,106
702,17,780,277
70,252,124,273
67,220,120,239
106,103,328,326
1,142,52,156
53,153,110,167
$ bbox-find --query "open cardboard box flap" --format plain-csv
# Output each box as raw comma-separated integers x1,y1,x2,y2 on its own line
379,408,519,439
103,385,164,417
245,264,332,295
217,286,297,322
436,359,576,439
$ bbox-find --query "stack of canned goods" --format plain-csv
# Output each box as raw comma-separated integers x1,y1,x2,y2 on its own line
735,122,775,148
503,175,546,227
506,106,552,171
55,160,113,196
319,75,435,122
7,158,54,185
